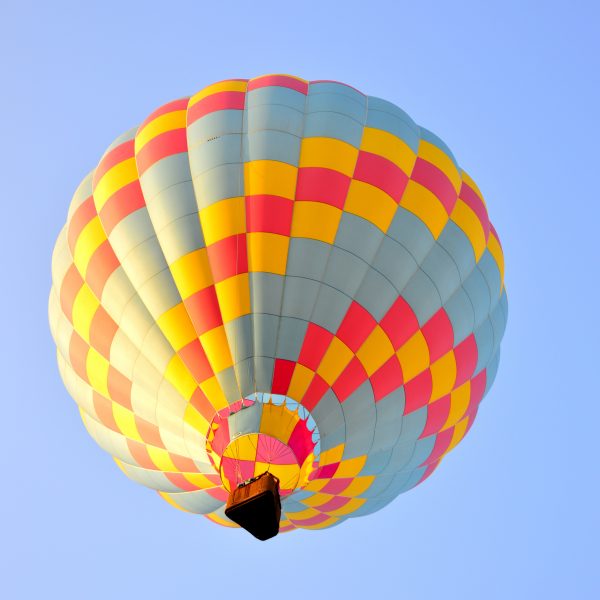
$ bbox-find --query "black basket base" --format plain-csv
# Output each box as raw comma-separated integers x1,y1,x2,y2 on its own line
225,473,281,541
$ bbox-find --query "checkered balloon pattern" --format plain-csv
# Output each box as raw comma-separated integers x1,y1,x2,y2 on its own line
49,75,507,532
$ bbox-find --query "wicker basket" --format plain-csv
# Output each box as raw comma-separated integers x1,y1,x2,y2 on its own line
225,472,281,540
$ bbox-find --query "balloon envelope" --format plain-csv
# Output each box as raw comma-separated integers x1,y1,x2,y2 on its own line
49,74,507,532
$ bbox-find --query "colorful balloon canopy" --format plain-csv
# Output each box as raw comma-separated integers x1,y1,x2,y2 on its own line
49,74,507,532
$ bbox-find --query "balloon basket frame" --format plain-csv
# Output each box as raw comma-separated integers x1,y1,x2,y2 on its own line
225,472,281,541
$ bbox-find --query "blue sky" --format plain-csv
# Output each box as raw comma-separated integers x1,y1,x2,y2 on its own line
2,1,598,598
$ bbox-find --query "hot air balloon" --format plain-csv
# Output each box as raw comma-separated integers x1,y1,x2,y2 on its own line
49,74,507,539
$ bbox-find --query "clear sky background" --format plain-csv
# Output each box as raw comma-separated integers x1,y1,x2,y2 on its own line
2,1,598,598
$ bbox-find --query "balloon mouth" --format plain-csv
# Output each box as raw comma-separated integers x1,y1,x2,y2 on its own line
205,395,319,495
219,433,301,495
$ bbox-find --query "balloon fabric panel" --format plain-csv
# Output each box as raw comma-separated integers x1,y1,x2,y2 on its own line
49,74,507,532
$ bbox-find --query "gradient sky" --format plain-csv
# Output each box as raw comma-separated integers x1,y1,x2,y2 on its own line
3,1,599,598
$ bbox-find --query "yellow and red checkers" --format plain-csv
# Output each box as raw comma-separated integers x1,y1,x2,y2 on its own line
220,435,300,494
49,75,507,534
